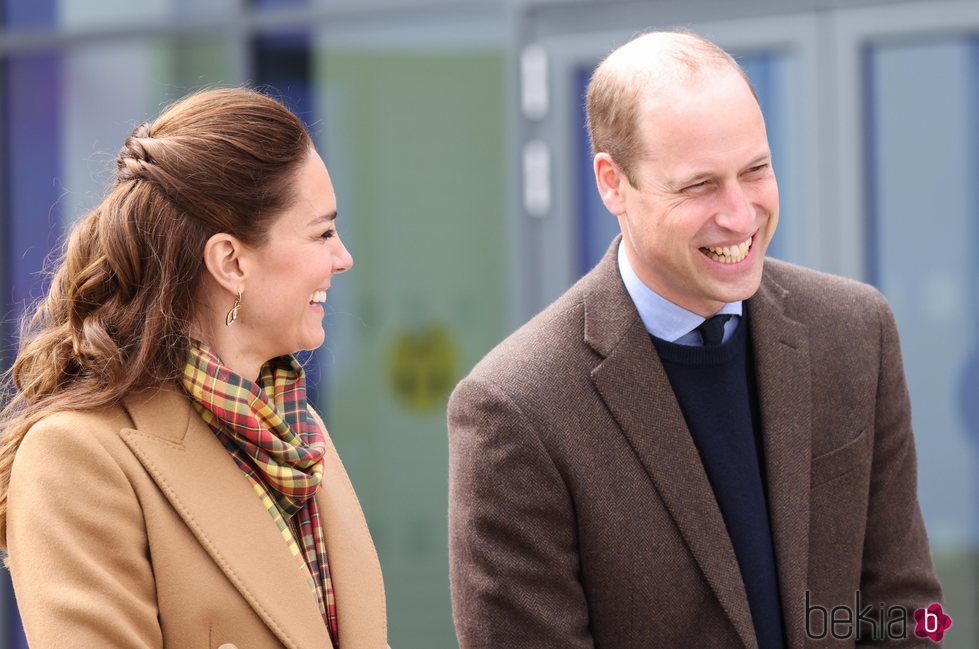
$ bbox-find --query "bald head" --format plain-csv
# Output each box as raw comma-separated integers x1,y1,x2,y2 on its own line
586,30,758,186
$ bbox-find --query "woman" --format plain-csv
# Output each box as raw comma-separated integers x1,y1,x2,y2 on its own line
0,88,387,648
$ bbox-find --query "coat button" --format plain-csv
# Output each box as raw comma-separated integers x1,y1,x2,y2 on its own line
217,645,238,649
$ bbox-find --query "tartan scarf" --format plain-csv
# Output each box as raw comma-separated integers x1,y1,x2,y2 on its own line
182,340,339,646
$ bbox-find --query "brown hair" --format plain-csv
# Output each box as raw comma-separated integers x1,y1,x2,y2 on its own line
0,87,312,546
586,29,758,187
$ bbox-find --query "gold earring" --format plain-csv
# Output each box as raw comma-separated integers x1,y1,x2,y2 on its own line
225,289,242,326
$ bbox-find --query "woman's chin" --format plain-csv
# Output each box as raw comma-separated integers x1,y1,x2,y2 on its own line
297,330,326,353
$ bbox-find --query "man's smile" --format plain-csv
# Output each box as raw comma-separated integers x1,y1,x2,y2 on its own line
700,235,753,264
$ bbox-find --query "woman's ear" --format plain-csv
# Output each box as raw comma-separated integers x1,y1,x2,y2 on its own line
201,233,247,294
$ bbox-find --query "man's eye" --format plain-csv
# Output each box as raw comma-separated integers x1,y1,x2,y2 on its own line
684,180,709,192
320,229,335,240
747,164,768,174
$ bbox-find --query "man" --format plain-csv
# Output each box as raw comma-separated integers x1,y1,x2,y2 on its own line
447,30,943,648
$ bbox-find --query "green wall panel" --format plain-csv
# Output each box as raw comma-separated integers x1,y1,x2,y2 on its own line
315,49,506,648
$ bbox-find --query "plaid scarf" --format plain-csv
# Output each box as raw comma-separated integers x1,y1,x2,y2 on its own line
182,340,339,646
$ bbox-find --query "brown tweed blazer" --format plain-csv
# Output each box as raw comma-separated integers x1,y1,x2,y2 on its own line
7,387,387,649
448,239,942,648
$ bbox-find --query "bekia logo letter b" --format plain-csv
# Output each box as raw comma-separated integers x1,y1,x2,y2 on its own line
913,603,952,643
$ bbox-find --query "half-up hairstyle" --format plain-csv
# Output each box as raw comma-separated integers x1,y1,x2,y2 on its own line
0,87,312,545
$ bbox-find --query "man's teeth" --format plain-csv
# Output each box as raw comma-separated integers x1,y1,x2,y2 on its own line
309,290,327,303
704,236,752,264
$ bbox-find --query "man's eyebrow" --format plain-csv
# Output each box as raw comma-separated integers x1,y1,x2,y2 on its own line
668,153,772,191
667,171,713,192
744,152,772,168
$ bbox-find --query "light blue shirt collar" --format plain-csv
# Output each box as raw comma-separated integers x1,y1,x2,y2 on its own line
617,239,742,344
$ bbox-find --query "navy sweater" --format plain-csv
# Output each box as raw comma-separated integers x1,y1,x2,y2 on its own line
650,317,786,649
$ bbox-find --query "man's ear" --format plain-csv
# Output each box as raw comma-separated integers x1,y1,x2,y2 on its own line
594,152,630,216
201,232,247,295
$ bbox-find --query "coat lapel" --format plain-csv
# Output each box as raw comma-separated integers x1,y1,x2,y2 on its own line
748,265,812,649
584,241,757,649
120,388,333,649
310,411,388,649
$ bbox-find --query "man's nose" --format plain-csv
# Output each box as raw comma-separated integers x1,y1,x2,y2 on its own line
714,182,754,234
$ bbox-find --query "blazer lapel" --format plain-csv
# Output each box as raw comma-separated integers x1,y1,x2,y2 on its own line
584,241,757,649
748,266,812,649
120,388,333,649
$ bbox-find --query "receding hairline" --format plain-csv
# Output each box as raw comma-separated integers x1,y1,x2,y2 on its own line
595,30,755,105
584,29,760,187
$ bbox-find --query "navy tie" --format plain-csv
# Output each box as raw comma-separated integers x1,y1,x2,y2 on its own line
697,314,731,346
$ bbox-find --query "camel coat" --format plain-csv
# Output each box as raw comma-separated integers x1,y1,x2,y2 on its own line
6,386,387,648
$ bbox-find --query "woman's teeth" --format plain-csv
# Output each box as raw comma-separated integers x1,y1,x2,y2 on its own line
703,236,752,264
309,290,327,304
